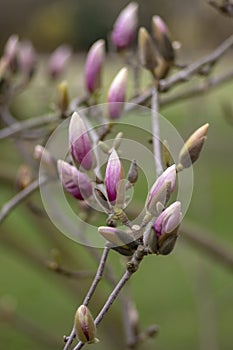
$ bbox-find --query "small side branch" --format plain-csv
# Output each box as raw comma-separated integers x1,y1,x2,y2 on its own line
0,177,47,224
63,247,110,350
151,86,163,177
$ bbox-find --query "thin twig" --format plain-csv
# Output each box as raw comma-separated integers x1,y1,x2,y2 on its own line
151,85,163,176
0,113,60,140
159,34,233,91
160,69,233,108
47,264,95,279
0,177,47,224
63,247,110,350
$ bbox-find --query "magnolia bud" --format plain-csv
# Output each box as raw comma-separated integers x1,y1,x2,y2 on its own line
18,40,36,79
108,67,128,119
151,16,175,63
34,145,57,177
105,149,123,203
155,201,182,255
4,35,19,71
16,165,32,190
48,44,72,79
57,160,92,200
98,226,138,256
69,112,94,171
146,164,176,214
111,2,138,50
74,305,98,344
85,39,105,93
57,81,69,115
127,160,138,184
138,27,158,76
178,123,209,170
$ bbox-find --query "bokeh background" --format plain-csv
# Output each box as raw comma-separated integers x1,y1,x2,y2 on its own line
0,1,233,350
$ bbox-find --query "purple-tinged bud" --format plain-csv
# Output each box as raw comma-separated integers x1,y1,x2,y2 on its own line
98,226,138,256
156,201,181,255
74,305,98,344
48,44,72,79
4,35,19,71
111,2,138,50
85,39,105,94
177,123,209,170
154,201,181,237
57,160,92,200
108,67,128,119
146,164,176,212
34,145,57,178
18,41,36,78
105,149,123,203
69,112,94,171
151,16,175,63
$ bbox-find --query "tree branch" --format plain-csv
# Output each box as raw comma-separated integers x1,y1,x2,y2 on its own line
159,34,233,91
0,177,47,224
160,69,233,108
151,85,163,176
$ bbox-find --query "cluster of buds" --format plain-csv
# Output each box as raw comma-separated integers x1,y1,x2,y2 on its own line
0,34,36,82
98,163,181,256
84,39,128,119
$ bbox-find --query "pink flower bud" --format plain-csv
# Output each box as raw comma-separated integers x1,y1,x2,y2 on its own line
69,112,94,171
146,164,176,211
57,160,92,200
108,67,128,119
4,35,19,64
105,149,122,203
48,44,72,79
74,305,98,344
154,201,181,237
84,39,105,93
111,2,138,50
18,41,36,78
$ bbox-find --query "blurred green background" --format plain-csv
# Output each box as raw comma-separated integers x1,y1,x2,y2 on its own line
0,1,233,350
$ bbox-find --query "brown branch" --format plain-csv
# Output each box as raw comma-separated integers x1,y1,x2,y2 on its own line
160,69,233,107
0,178,47,225
159,34,233,91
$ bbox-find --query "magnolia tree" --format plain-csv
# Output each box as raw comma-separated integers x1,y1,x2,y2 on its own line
0,2,233,349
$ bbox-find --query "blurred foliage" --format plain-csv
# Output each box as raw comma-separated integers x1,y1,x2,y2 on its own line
0,0,233,51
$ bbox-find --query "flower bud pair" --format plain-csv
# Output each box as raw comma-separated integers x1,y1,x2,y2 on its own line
144,201,181,255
